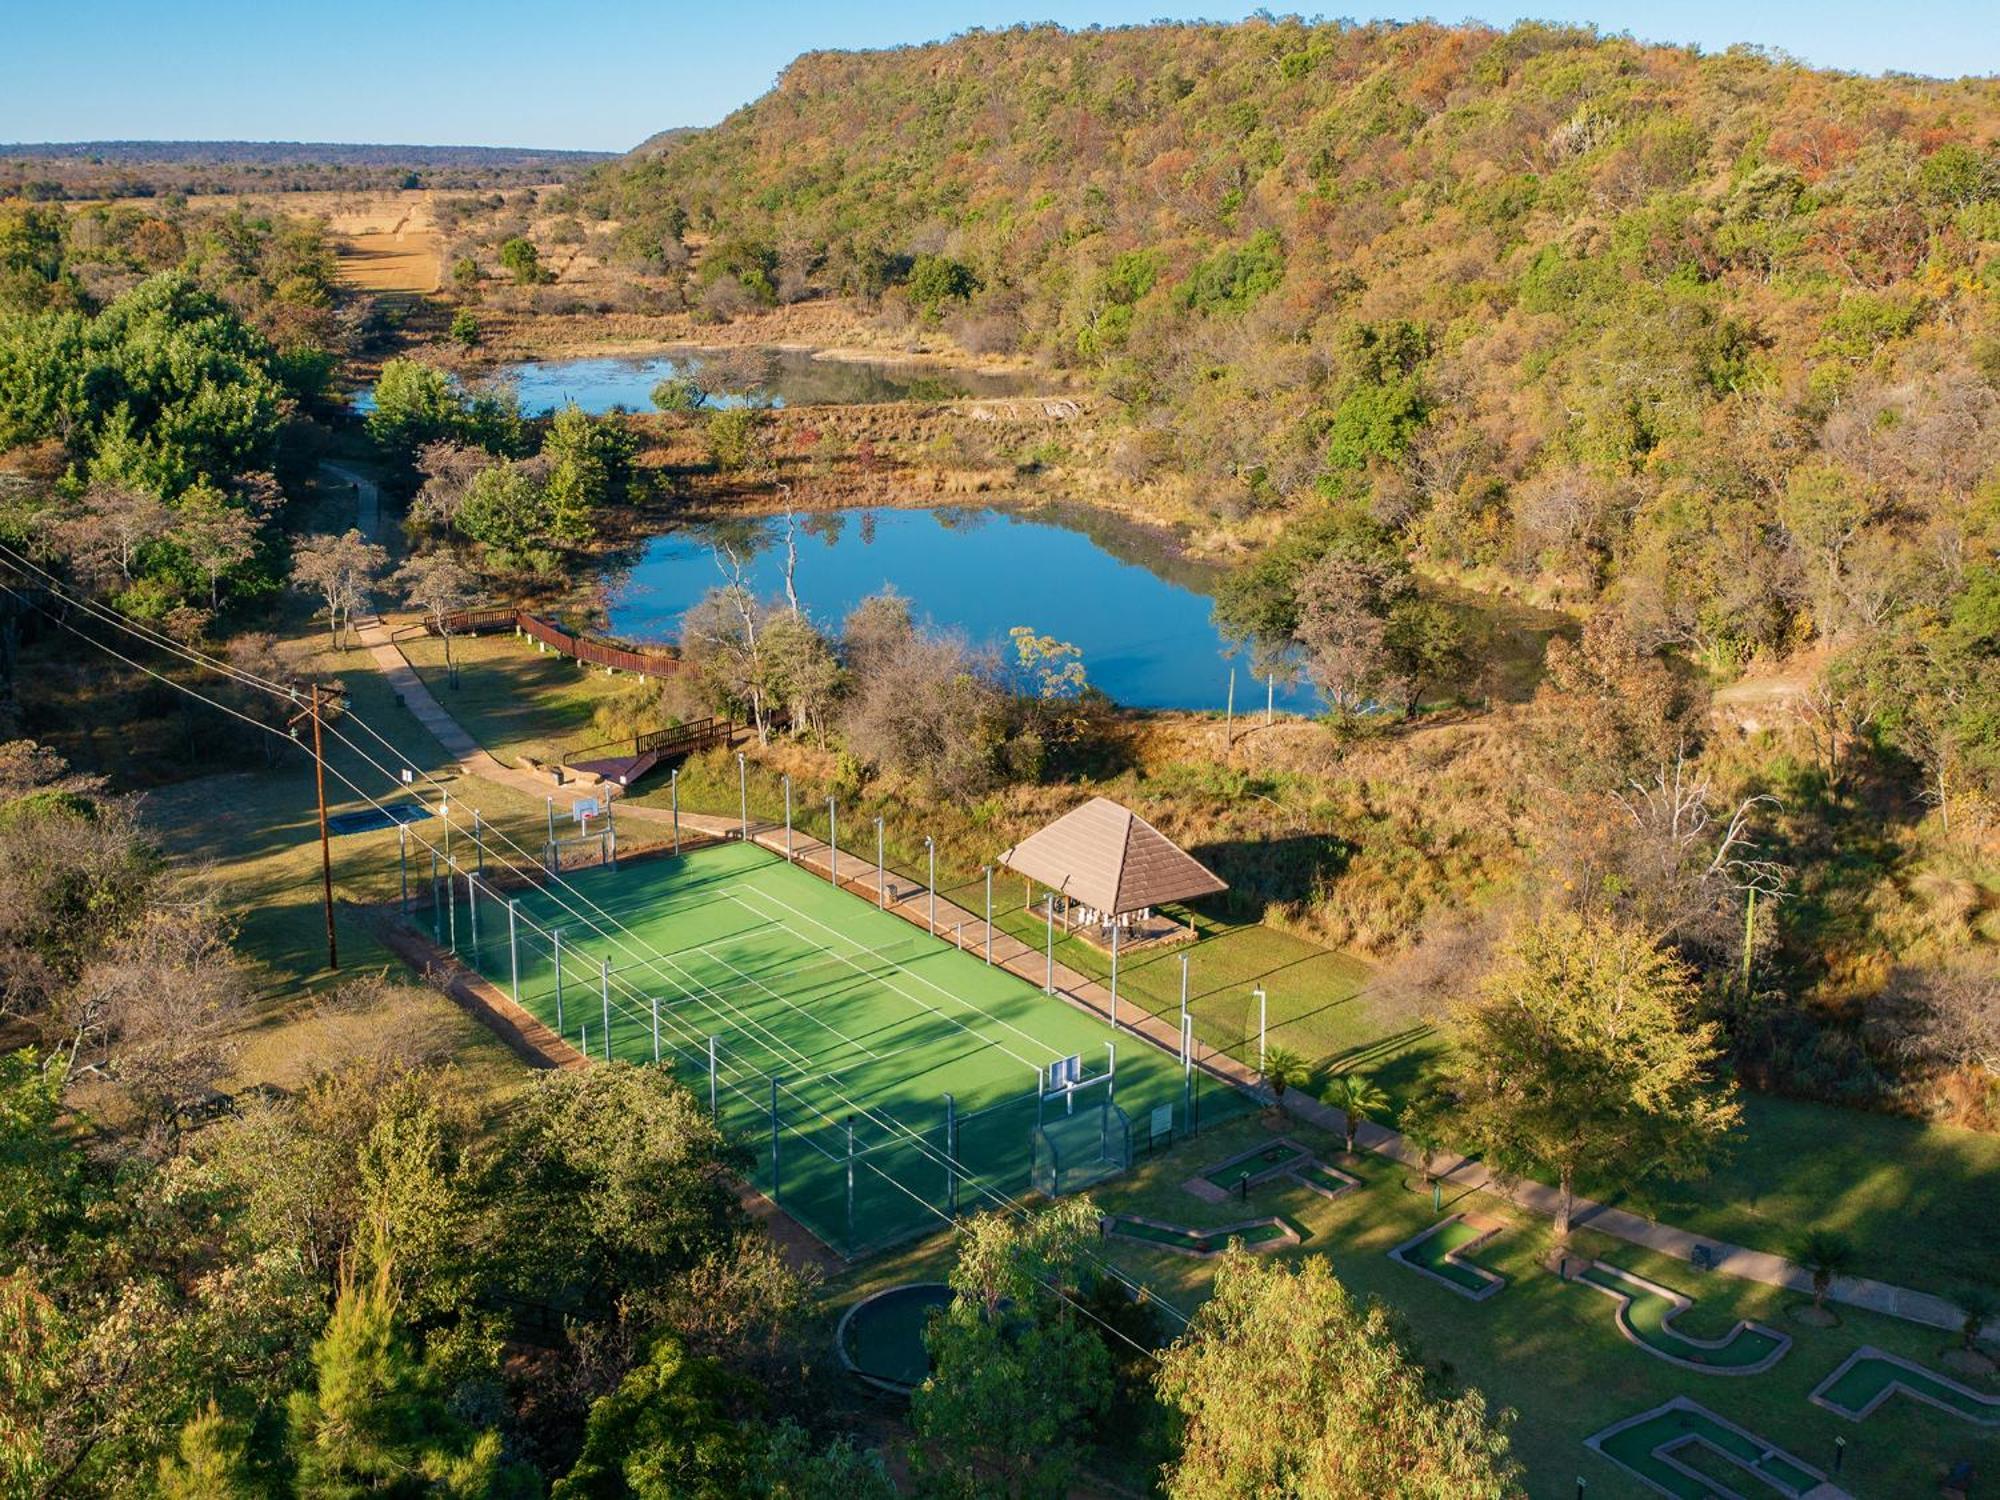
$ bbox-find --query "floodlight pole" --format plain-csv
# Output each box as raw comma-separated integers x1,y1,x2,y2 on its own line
926,837,936,934
429,849,440,942
1109,919,1120,1030
670,769,680,854
736,751,748,838
508,900,520,1003
876,817,886,908
553,927,565,1034
472,808,484,875
783,774,793,859
943,1092,958,1216
983,867,993,964
446,860,457,952
1255,986,1267,1069
1106,1041,1116,1102
827,800,837,886
1179,953,1189,1046
600,959,612,1061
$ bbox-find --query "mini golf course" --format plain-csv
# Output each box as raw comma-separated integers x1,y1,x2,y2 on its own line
1809,1346,2000,1425
1293,1160,1361,1199
1103,1212,1303,1257
1185,1140,1312,1200
1388,1214,1507,1300
836,1282,952,1394
1579,1262,1792,1374
1587,1397,1835,1499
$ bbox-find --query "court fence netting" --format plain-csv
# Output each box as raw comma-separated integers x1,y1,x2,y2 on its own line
403,849,1250,1261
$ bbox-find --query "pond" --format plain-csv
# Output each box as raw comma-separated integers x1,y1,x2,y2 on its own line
603,505,1322,713
490,347,1042,415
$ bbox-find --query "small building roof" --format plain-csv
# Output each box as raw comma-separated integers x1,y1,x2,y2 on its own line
999,797,1227,916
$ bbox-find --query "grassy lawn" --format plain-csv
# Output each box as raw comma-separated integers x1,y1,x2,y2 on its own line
317,629,1999,1299
395,620,639,767
826,1113,2000,1500
134,632,567,1104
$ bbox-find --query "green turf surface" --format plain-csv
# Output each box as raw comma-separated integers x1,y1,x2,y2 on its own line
1581,1265,1785,1371
1200,1143,1306,1189
841,1283,950,1390
434,839,1250,1255
1596,1404,1820,1497
1396,1217,1503,1294
1106,1215,1290,1253
1818,1351,2000,1423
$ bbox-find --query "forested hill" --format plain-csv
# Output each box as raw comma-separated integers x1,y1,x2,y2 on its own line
588,19,2000,666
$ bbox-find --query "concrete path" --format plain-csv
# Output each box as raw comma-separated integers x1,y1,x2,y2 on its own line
341,511,1971,1333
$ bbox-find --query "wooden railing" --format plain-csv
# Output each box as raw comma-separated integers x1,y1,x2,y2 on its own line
433,608,682,679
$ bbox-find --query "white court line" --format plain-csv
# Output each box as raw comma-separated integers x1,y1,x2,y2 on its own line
723,882,1052,1074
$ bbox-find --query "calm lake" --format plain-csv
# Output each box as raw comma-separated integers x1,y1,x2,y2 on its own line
493,347,1039,415
604,505,1321,713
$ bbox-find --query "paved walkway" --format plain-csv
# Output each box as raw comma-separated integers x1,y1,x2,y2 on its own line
339,467,1968,1333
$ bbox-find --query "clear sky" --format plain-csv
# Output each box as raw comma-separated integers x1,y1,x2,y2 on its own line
5,1,1995,153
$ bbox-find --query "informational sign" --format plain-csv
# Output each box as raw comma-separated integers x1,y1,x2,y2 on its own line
1151,1104,1174,1141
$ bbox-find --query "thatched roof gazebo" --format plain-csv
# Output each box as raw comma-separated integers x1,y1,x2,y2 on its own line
1000,796,1226,948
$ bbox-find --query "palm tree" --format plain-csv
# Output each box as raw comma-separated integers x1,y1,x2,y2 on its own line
1322,1072,1389,1155
1792,1230,1856,1314
1957,1285,1997,1354
1259,1047,1309,1112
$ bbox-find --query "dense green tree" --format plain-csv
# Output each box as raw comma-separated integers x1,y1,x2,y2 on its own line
499,237,546,285
1156,1251,1522,1499
911,1200,1111,1499
1445,910,1741,1238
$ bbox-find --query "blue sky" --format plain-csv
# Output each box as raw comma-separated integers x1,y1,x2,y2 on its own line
4,1,1995,152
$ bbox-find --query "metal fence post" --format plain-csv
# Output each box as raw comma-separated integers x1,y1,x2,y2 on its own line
671,768,680,854
508,900,520,1003
553,927,565,1034
783,774,793,859
1256,986,1267,1069
983,866,993,964
430,850,441,943
399,825,409,914
827,800,837,885
944,1092,957,1216
845,1114,856,1250
737,751,748,838
600,959,611,1061
472,808,484,876
876,817,886,908
926,837,936,934
1044,895,1055,994
1109,919,1120,1029
651,995,660,1063
708,1036,718,1118
769,1076,782,1203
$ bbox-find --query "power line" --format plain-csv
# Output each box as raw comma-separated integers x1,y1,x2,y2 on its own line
8,566,1184,1350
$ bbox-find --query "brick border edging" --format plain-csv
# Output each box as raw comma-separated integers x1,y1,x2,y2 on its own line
1387,1213,1508,1301
1578,1261,1792,1376
1808,1345,2000,1424
1583,1396,1834,1500
1102,1210,1302,1258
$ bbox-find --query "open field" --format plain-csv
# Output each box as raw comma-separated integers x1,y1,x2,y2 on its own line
830,1112,2000,1500
394,621,635,765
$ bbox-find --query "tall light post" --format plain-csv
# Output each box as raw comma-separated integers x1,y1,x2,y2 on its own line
925,836,936,934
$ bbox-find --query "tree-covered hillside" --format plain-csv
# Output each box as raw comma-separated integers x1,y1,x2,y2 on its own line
588,18,2000,668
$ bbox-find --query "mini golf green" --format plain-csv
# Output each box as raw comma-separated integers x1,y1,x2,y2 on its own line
1105,1214,1298,1256
1200,1143,1306,1191
1591,1399,1824,1498
837,1282,952,1393
1295,1162,1359,1197
1390,1216,1505,1299
1580,1263,1789,1372
1811,1346,2000,1424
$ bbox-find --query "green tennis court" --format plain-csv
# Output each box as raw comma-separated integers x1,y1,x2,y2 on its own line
424,839,1247,1256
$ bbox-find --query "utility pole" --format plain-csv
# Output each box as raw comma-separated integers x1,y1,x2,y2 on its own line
290,682,339,972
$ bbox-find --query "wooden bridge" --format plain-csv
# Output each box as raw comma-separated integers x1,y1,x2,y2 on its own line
564,717,735,788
